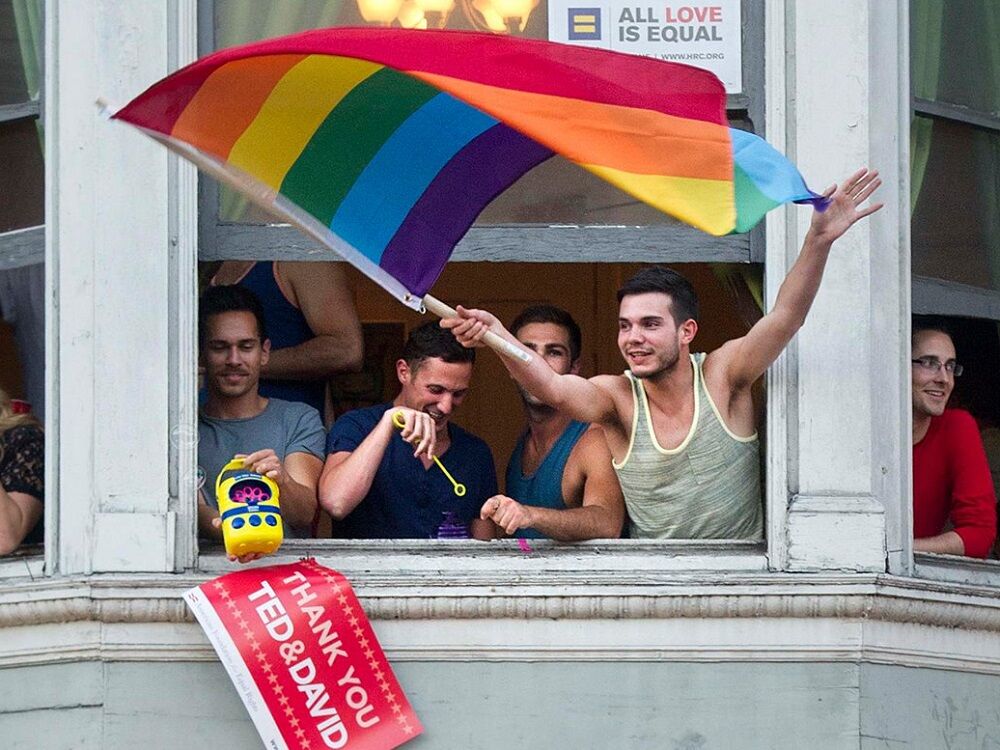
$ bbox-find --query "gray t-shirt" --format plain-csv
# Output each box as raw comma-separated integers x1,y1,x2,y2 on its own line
198,398,325,538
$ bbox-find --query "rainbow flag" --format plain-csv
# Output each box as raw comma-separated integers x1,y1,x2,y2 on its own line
113,28,824,308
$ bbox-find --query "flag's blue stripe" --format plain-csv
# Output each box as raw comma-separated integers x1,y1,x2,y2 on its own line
730,128,818,204
330,93,498,264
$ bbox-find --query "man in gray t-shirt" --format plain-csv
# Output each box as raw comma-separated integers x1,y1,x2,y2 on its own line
199,398,325,539
197,285,326,544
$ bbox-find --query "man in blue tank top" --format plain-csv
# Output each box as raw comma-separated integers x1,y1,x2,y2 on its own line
481,306,624,541
211,261,364,419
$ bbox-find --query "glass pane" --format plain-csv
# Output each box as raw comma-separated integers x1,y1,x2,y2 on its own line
212,0,739,227
0,119,44,232
911,117,1000,291
911,0,1000,115
0,0,42,105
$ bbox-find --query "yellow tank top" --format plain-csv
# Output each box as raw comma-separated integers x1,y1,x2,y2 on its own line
612,353,763,540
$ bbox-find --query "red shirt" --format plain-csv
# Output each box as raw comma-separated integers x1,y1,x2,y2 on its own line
913,409,997,558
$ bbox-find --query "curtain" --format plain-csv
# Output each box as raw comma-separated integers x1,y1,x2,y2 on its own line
11,0,41,98
981,1,1000,288
3,1,45,416
909,0,943,214
12,0,43,147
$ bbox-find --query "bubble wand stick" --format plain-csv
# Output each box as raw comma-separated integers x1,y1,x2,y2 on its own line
392,411,466,497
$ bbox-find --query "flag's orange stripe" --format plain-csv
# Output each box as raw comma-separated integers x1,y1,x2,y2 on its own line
171,55,307,160
411,72,732,181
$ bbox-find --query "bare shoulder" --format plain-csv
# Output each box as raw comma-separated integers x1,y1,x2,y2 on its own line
703,338,741,376
571,425,614,465
588,373,634,427
279,261,351,292
703,338,751,393
590,373,632,400
280,260,350,283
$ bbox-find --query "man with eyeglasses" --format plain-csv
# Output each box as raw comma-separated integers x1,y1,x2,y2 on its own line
911,317,997,558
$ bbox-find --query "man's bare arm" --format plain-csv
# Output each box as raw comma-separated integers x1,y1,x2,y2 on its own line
483,431,625,542
262,261,364,380
717,168,883,389
197,490,223,541
441,308,620,425
0,489,42,555
277,452,324,532
319,408,435,520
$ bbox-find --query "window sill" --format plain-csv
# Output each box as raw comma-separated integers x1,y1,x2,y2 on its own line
0,547,43,580
914,551,1000,587
197,538,769,582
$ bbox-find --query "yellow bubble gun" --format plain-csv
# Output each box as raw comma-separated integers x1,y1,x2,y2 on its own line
215,457,284,557
392,411,466,496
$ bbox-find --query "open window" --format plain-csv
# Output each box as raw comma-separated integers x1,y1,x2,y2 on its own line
910,0,1000,582
0,0,45,576
193,0,777,568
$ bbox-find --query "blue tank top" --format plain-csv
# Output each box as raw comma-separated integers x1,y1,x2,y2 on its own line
238,262,325,415
505,420,589,539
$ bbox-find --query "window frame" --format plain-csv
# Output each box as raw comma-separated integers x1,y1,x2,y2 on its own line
186,0,786,574
909,10,1000,578
0,0,45,577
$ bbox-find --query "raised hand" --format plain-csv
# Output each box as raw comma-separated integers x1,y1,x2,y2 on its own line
809,167,883,244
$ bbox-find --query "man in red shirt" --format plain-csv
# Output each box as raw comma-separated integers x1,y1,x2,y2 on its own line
911,318,997,557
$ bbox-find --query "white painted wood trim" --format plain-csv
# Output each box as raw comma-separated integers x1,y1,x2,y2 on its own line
44,0,65,576
47,0,177,574
169,0,200,572
1,575,1000,674
762,0,791,572
0,554,44,581
869,0,912,575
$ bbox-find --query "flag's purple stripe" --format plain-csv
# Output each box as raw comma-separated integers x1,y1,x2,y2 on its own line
379,124,553,296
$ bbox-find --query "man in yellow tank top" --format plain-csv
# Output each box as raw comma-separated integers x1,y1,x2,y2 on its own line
443,168,883,539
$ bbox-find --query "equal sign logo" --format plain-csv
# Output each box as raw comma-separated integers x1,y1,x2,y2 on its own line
567,8,601,40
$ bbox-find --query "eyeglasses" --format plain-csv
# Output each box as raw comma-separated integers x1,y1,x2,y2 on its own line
911,356,963,377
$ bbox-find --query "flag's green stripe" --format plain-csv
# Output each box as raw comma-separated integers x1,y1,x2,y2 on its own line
280,67,440,226
732,162,781,234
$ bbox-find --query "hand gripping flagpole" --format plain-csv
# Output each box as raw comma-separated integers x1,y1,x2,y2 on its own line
421,295,531,363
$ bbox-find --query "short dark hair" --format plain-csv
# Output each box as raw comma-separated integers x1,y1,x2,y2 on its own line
912,315,954,348
198,285,268,349
403,321,475,370
617,266,699,324
509,305,582,362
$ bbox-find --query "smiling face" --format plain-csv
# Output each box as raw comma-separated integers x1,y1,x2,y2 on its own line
201,310,269,400
617,292,694,380
911,329,956,419
396,356,473,435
